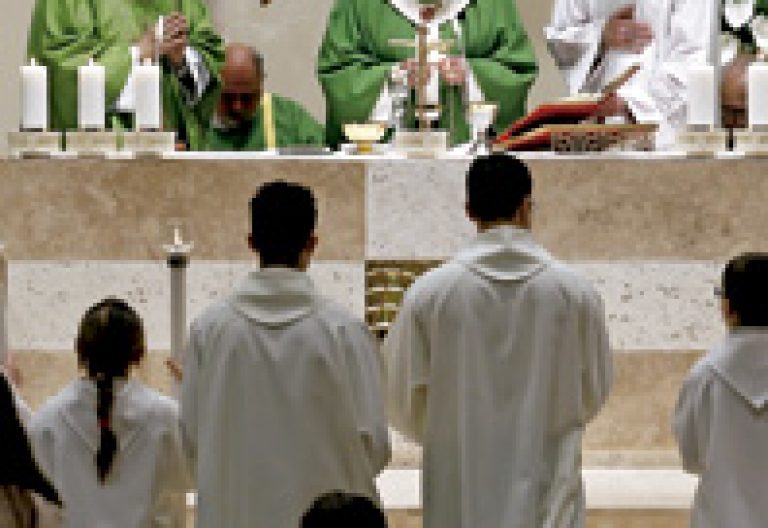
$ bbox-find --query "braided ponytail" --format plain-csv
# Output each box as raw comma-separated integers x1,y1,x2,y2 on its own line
76,298,145,484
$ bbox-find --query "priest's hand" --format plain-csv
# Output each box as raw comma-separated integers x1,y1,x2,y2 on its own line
138,29,158,63
602,5,653,53
400,58,433,88
594,92,633,121
438,57,467,86
160,12,190,68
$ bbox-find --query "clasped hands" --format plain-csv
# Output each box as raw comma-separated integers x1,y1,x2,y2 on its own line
138,12,190,68
399,56,468,87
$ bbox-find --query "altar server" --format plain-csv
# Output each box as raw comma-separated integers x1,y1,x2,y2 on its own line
317,0,538,147
30,298,190,528
181,181,390,528
0,373,62,528
205,45,325,151
386,155,612,528
546,0,713,147
674,254,768,527
27,0,224,150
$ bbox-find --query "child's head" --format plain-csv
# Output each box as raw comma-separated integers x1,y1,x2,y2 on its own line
75,298,145,482
301,492,387,528
721,254,768,328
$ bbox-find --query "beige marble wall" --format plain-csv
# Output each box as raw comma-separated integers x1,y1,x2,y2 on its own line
0,1,565,155
0,159,365,261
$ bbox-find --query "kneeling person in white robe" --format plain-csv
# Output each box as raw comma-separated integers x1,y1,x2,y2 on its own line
674,254,768,527
385,154,612,528
181,181,390,528
30,298,190,528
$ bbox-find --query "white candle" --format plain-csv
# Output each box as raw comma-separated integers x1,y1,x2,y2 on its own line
749,61,768,127
687,65,716,127
78,58,106,130
163,228,192,399
135,59,161,130
21,59,48,131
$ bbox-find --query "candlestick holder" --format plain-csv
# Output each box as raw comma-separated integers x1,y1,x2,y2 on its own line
122,130,176,157
7,130,63,159
733,124,768,156
66,129,119,157
676,125,729,156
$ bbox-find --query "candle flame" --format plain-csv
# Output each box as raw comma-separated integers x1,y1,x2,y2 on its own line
30,58,37,67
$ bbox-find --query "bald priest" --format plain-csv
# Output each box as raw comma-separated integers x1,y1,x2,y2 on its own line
205,45,325,151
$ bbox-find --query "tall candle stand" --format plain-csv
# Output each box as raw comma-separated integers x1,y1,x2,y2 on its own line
67,58,118,157
9,59,62,159
163,227,192,398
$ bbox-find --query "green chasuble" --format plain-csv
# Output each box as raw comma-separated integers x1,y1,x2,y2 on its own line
27,0,224,150
205,94,325,151
317,0,538,147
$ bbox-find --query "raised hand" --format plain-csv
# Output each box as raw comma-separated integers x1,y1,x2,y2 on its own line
602,5,653,53
160,12,190,68
438,56,467,86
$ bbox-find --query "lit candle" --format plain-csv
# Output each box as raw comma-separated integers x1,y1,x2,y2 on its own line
135,58,161,131
78,58,106,130
21,59,48,131
687,65,716,128
163,227,192,399
749,61,768,127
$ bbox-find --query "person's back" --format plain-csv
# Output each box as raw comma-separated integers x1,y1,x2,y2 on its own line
674,255,768,527
30,299,189,528
386,155,612,528
181,181,389,528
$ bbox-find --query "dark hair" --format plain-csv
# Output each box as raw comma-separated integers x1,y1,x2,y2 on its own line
300,492,387,528
466,154,532,222
723,253,768,327
0,374,61,506
75,298,145,483
250,181,318,268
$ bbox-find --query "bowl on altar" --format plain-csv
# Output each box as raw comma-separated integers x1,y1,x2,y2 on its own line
343,122,387,154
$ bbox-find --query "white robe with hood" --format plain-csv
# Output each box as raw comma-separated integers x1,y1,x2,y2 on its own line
545,0,712,148
385,226,612,528
180,268,390,528
29,378,190,528
673,329,768,528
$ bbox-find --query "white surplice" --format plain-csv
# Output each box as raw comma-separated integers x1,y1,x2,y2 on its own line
673,329,768,528
545,0,712,147
385,226,612,528
180,269,390,528
29,378,190,528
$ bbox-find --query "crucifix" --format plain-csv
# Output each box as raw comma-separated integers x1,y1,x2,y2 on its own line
389,2,454,130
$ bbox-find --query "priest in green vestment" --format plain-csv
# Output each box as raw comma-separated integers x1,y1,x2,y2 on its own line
27,0,224,150
205,45,324,151
317,0,538,147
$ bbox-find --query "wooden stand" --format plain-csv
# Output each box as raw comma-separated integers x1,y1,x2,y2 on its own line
66,130,119,157
7,131,62,159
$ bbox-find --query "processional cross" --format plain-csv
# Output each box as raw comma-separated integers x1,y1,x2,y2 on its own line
388,2,454,130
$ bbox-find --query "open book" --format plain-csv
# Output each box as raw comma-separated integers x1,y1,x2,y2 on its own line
494,64,642,151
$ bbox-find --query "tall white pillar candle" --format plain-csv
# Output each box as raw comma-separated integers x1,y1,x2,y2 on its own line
164,227,192,399
78,58,106,130
749,61,768,127
21,59,48,131
687,65,716,127
135,59,161,130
